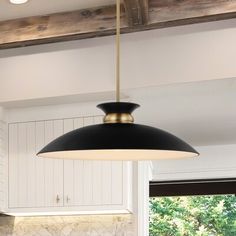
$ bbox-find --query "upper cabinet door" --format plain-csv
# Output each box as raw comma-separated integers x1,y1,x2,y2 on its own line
63,118,83,207
9,122,36,208
63,116,95,207
63,116,126,208
8,120,64,208
42,120,64,207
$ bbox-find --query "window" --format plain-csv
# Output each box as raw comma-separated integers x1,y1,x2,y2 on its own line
149,179,236,236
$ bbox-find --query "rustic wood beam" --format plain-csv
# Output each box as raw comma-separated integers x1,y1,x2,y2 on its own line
0,5,128,49
1,0,236,49
123,0,149,26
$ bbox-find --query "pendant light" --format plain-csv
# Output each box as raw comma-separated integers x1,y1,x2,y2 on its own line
37,0,199,160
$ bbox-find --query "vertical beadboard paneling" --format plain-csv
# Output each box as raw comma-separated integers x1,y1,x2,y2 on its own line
94,115,124,206
96,115,113,206
8,124,18,208
63,119,75,206
73,118,83,130
0,118,6,209
35,121,45,207
111,161,123,205
93,116,103,124
92,116,103,205
53,120,64,207
82,117,94,206
102,161,112,205
73,160,84,206
18,123,27,207
92,161,102,205
44,120,55,207
26,122,36,207
73,118,84,206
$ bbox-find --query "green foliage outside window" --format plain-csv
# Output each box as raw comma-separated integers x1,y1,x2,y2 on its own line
150,195,236,236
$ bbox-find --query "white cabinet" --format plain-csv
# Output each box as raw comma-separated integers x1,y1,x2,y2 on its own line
63,117,83,207
7,115,132,215
9,120,64,208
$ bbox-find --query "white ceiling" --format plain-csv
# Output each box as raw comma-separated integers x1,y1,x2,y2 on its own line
129,78,236,147
0,0,115,21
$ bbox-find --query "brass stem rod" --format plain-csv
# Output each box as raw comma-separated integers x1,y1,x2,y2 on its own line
116,0,121,102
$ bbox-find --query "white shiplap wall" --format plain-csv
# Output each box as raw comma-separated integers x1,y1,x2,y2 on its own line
0,108,6,210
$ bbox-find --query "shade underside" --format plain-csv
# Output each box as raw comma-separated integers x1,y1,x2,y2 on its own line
38,150,198,160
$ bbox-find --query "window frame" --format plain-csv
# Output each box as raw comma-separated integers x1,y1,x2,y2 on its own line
150,178,236,197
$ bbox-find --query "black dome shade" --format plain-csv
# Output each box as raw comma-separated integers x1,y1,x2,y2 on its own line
37,123,199,160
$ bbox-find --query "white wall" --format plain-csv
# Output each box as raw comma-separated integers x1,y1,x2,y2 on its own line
0,108,6,210
5,101,103,123
1,19,236,103
152,144,236,181
0,108,5,121
129,78,236,147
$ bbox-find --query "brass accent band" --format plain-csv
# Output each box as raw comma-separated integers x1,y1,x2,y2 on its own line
104,113,134,123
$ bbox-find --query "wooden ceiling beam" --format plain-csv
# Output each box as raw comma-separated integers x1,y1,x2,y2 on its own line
148,0,236,29
1,0,236,49
0,5,128,49
123,0,149,26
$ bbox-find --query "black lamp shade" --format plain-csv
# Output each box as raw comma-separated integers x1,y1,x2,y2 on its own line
37,122,199,160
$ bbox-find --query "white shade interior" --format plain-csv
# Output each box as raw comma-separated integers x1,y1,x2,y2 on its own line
38,150,199,160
